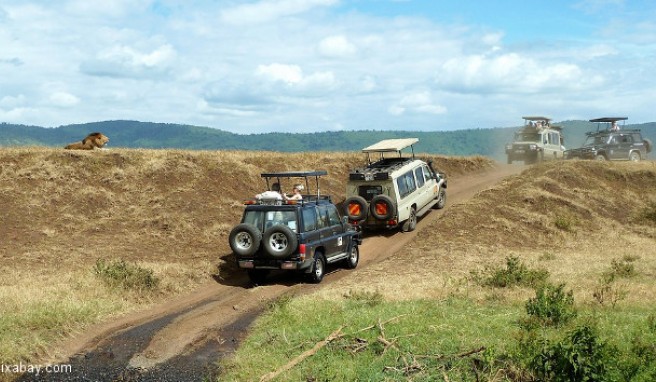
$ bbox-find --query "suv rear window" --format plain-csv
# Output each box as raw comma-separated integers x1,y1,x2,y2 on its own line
358,185,382,201
243,210,298,232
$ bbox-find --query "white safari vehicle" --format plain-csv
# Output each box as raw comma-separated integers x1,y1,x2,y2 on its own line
344,138,447,232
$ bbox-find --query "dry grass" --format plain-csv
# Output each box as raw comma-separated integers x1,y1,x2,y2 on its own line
0,147,493,364
315,160,656,309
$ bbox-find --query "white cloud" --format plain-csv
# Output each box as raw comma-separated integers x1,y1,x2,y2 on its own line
256,63,304,84
0,94,26,108
220,0,339,25
49,92,80,108
389,91,447,116
436,53,585,94
318,35,357,57
81,44,176,78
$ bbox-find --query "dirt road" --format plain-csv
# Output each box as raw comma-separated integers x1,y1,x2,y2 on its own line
22,164,523,382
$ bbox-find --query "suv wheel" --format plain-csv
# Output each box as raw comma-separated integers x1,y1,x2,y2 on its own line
401,207,417,232
434,187,447,210
344,245,359,269
247,269,269,285
307,253,326,283
263,225,298,258
596,154,607,161
229,224,262,257
370,195,396,220
629,151,641,162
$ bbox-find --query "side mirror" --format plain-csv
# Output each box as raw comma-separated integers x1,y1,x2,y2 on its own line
341,216,349,225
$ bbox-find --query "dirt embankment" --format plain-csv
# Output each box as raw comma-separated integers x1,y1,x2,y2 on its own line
0,147,495,375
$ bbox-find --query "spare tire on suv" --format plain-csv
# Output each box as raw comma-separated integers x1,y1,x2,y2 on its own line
229,223,262,257
262,225,298,258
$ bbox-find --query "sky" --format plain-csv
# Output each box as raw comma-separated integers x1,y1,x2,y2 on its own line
1,0,655,134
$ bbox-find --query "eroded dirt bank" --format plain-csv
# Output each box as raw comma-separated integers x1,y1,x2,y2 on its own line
15,163,522,382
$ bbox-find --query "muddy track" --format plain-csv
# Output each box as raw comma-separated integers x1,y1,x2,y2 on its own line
20,164,523,382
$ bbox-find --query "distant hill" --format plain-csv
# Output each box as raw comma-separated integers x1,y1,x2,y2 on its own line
1,120,654,161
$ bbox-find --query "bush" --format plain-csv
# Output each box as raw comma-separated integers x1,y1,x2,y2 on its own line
475,256,549,288
94,259,160,291
524,283,576,327
530,325,613,382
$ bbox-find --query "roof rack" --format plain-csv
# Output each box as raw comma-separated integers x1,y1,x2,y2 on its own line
589,117,628,123
350,138,420,181
260,170,328,200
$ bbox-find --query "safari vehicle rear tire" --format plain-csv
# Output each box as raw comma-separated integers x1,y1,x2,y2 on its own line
262,225,298,258
229,223,262,257
629,151,641,162
370,194,396,220
307,253,326,283
644,138,653,153
596,154,607,161
344,196,368,222
344,245,359,269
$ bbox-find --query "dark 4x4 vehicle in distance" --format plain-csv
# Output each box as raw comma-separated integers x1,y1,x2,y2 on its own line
565,117,652,161
229,171,362,284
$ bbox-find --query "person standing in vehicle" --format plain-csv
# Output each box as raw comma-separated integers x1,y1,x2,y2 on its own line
284,184,303,201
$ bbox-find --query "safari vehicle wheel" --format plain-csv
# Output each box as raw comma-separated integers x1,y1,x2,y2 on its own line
629,151,641,162
596,154,607,161
434,187,447,210
307,253,326,283
344,245,359,269
229,224,262,257
247,269,269,285
263,225,298,258
401,208,417,232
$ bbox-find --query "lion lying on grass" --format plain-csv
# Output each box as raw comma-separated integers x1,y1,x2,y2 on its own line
65,132,110,150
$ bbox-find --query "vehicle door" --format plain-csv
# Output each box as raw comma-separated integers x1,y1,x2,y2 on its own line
615,134,633,159
300,206,321,252
541,132,553,159
325,204,347,257
316,205,345,257
607,135,623,159
414,165,433,210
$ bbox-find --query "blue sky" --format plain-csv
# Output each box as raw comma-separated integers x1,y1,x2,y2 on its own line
1,0,655,133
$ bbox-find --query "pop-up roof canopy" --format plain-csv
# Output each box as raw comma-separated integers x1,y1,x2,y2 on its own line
362,138,419,153
589,117,628,123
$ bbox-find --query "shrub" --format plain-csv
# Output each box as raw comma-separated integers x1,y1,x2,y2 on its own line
641,201,656,224
343,289,384,307
530,325,613,382
475,256,549,288
94,259,160,291
554,215,575,232
524,283,576,327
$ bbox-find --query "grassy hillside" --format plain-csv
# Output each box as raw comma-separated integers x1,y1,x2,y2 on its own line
0,147,493,366
2,120,655,161
221,160,656,381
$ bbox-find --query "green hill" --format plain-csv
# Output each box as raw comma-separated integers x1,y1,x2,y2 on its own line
1,120,654,161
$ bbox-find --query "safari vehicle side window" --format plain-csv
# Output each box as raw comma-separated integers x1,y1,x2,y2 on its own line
422,165,433,183
302,207,317,232
415,167,425,188
326,205,341,226
396,170,417,199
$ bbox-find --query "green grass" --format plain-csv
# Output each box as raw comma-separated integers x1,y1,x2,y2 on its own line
219,296,656,381
0,298,125,364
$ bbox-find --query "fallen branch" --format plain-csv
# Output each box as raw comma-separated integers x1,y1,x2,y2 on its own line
259,326,344,382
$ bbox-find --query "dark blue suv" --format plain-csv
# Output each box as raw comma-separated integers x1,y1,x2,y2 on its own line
229,171,362,284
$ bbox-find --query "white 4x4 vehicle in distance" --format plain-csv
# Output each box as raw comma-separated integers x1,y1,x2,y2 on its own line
344,138,447,232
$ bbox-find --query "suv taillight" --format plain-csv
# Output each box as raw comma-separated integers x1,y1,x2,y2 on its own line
299,244,306,261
